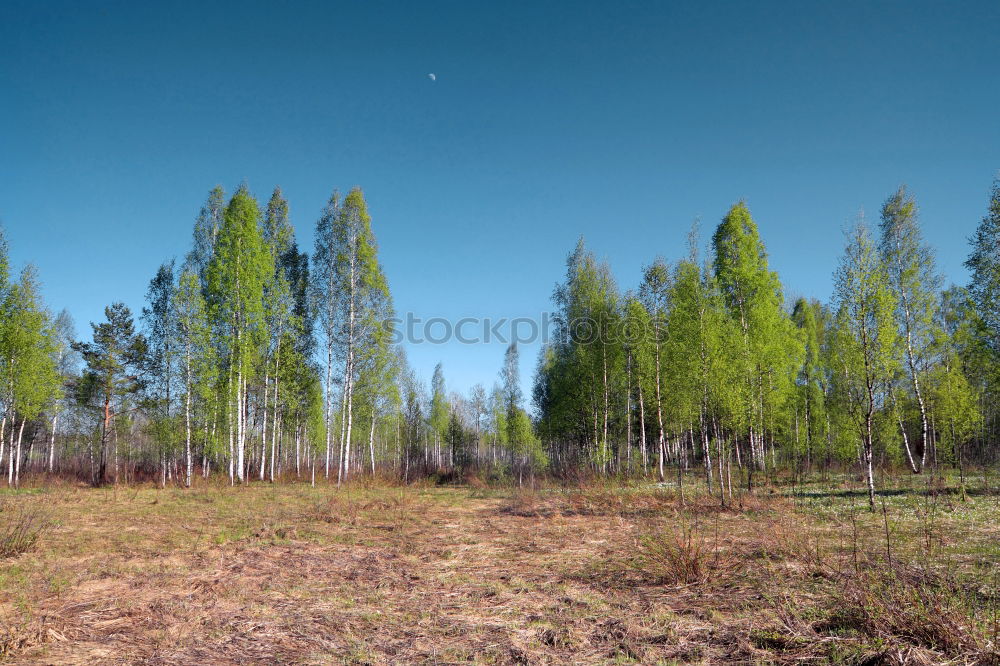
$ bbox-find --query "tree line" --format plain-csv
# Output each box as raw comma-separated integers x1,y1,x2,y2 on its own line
0,184,535,488
1,179,998,502
534,182,1000,509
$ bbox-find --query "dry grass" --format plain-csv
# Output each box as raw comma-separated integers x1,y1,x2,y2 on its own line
0,504,49,559
0,478,996,664
841,562,997,658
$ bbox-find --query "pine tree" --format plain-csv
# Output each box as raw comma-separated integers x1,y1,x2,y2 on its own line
74,303,147,486
964,178,1000,442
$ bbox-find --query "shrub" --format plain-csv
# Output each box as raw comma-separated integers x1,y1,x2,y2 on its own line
0,505,50,558
639,526,711,585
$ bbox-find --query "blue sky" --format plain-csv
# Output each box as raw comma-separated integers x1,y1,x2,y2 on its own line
2,0,998,400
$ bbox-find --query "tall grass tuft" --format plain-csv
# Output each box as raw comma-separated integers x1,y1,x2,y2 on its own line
0,504,50,558
639,525,711,585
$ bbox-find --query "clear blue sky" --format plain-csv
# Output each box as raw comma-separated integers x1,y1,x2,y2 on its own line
2,0,998,400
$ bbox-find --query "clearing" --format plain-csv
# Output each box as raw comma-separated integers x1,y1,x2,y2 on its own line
0,478,999,664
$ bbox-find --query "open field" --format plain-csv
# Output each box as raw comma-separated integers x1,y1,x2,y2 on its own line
0,477,998,664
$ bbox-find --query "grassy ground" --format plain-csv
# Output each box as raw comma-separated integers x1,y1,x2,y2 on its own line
0,474,998,664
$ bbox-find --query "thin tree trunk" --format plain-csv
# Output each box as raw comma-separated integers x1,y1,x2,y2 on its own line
602,348,609,473
270,341,281,482
14,420,26,488
236,363,245,483
369,411,376,476
2,416,8,487
260,372,268,481
185,344,193,488
337,382,348,485
49,413,58,474
701,407,712,494
892,247,930,473
864,412,876,512
638,382,647,473
625,355,632,474
228,363,235,485
889,385,920,474
654,339,666,482
324,340,334,478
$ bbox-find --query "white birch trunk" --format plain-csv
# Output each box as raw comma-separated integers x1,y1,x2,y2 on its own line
260,371,268,481
369,410,376,476
14,420,25,488
184,343,192,488
49,413,58,473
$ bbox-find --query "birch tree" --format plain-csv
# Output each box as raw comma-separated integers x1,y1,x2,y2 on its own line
640,259,671,480
965,178,1000,353
205,185,272,483
313,187,392,482
712,202,800,480
48,309,77,473
879,186,940,473
260,187,295,480
429,363,449,469
832,220,898,511
0,230,11,475
791,298,828,474
187,186,226,285
142,260,177,485
665,248,734,495
313,192,341,478
173,267,215,487
3,266,60,486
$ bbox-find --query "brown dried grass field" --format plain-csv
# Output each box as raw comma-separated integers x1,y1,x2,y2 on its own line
0,478,998,664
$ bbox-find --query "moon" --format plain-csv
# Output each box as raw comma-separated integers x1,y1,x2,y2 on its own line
428,73,436,81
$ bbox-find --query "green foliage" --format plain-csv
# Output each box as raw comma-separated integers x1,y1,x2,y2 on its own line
11,179,1000,488
3,266,61,422
536,239,623,469
141,260,177,460
186,186,226,283
174,267,219,456
792,298,829,464
73,302,146,484
205,184,273,384
429,362,449,443
831,219,899,507
965,178,1000,355
712,202,802,460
